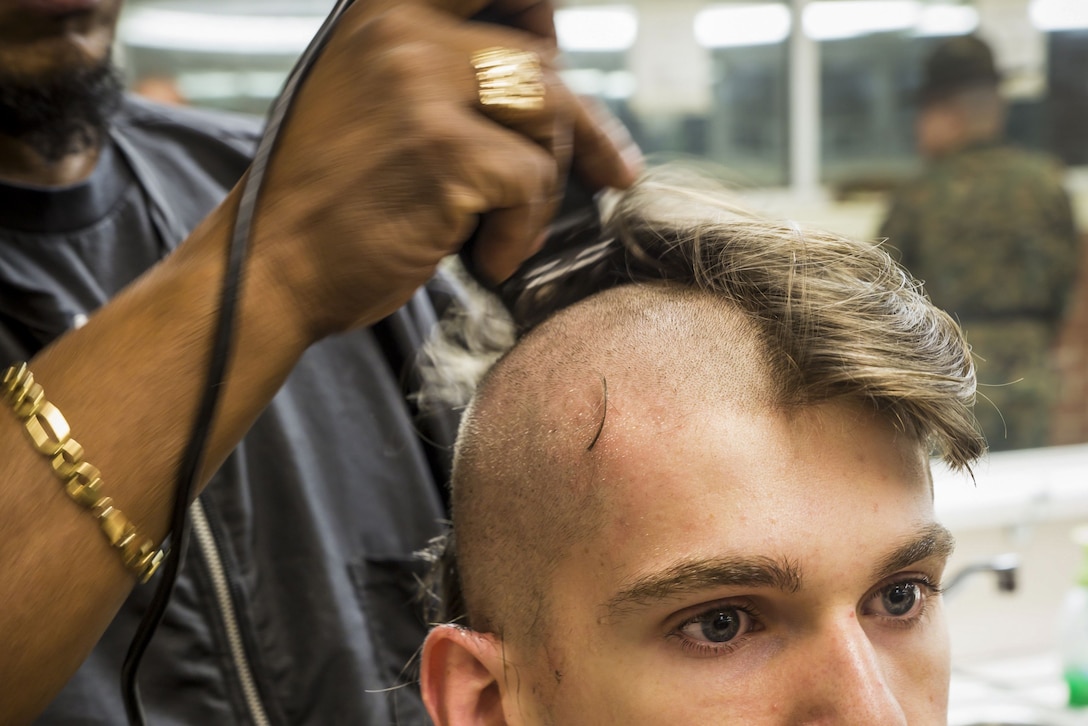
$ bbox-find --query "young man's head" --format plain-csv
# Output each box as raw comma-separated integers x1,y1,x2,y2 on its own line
421,172,982,725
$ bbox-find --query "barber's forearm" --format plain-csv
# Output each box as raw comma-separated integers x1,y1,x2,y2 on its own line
28,187,310,535
0,189,310,722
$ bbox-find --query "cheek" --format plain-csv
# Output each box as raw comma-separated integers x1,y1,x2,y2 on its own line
548,667,750,726
879,603,952,717
542,632,784,726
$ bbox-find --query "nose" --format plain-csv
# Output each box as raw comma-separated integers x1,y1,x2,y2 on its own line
788,614,909,726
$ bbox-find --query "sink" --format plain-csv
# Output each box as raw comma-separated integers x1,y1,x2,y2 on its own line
949,652,1088,726
948,702,1088,726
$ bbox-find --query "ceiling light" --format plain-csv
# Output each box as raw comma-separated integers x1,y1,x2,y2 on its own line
555,6,639,52
804,0,920,40
694,3,792,48
120,7,322,54
1030,0,1088,31
915,4,980,36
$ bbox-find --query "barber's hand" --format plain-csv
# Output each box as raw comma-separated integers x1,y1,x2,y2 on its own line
449,1,641,198
255,1,638,341
378,0,642,194
463,1,642,191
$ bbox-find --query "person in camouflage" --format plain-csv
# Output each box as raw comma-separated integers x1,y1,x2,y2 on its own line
880,34,1080,451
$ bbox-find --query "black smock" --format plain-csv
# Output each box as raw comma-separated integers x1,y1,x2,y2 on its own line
0,96,453,725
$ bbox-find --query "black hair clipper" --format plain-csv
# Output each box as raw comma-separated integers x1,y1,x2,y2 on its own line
458,174,627,333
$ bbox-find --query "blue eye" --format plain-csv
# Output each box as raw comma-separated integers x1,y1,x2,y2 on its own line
680,607,752,644
881,582,920,617
863,579,938,623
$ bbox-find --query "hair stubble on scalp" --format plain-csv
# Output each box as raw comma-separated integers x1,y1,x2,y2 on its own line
451,283,778,647
430,167,984,657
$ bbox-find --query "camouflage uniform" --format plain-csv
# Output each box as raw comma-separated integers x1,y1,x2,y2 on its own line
880,142,1079,450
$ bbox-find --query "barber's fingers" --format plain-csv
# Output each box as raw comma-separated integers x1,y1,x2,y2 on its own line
454,0,642,194
314,4,621,290
427,0,555,29
457,25,640,193
343,3,639,194
465,121,572,283
496,1,557,42
420,106,563,282
347,24,566,278
463,1,558,42
450,27,641,197
341,1,553,34
460,53,578,282
472,205,550,285
570,95,642,193
464,62,640,240
348,5,579,256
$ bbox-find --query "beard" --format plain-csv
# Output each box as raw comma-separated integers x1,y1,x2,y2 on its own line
0,58,123,165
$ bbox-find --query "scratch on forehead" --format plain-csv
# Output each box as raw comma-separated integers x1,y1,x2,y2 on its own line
586,375,607,451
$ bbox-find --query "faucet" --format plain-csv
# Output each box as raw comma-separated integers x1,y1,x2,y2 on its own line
943,553,1020,598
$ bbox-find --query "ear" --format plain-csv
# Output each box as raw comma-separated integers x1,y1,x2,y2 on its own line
421,624,511,726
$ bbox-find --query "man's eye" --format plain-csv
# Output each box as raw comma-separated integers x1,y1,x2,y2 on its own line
881,582,920,616
865,580,930,620
679,607,754,644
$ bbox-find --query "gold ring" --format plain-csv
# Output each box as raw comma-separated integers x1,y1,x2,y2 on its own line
471,46,545,115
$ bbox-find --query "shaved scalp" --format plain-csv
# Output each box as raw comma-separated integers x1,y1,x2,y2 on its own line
453,285,775,643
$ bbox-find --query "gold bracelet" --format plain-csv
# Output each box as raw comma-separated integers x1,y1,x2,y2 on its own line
2,363,165,583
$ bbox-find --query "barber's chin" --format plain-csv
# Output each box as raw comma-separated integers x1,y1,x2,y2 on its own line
17,0,101,16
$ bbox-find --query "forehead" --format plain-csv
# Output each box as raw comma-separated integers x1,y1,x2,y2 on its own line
555,397,934,607
481,284,933,579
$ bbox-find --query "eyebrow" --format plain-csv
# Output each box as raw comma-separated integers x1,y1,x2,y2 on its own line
603,555,803,618
602,522,956,619
870,522,956,584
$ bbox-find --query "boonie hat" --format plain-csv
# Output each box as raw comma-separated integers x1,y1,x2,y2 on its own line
918,34,1000,104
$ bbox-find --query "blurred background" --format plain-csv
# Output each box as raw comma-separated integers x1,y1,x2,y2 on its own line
114,2,1088,718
